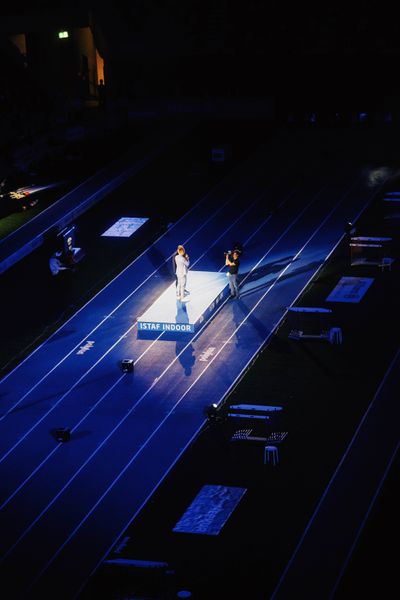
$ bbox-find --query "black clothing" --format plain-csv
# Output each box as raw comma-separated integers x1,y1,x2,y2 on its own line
227,256,240,274
172,252,178,274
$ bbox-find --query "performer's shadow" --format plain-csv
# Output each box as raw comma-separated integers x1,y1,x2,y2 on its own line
175,301,195,375
176,340,195,376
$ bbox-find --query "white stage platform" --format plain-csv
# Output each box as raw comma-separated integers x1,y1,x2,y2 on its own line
137,271,229,334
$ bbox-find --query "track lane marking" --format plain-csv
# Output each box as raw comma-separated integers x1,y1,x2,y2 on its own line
0,184,280,502
8,183,322,577
0,144,273,385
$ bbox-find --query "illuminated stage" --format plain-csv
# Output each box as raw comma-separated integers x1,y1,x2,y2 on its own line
137,271,228,334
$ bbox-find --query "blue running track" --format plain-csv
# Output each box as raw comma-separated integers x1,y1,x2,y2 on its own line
0,143,388,599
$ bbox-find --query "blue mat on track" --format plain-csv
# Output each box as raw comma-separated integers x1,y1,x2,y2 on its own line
173,485,247,535
326,276,374,303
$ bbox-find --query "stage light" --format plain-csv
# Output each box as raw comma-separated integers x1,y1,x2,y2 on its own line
54,427,71,442
204,403,219,421
344,222,356,236
121,359,134,373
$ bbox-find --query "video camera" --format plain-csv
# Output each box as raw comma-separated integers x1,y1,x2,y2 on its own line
224,243,243,257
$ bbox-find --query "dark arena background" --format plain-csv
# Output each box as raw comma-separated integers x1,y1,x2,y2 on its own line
0,2,399,599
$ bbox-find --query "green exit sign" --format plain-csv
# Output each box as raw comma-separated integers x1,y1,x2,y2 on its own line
58,31,69,39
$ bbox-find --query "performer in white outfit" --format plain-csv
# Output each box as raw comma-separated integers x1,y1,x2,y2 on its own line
174,245,190,301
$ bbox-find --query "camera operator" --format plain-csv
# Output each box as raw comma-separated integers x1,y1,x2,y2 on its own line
225,249,241,299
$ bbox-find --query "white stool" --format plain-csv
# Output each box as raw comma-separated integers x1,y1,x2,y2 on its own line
264,445,279,466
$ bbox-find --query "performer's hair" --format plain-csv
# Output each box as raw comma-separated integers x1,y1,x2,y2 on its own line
177,245,186,255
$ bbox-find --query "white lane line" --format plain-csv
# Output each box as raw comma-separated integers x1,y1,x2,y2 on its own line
19,183,325,585
329,441,400,599
0,322,163,465
0,185,273,501
271,342,400,600
0,374,124,513
0,170,241,386
7,162,364,587
75,174,384,599
201,178,382,421
0,187,256,440
2,141,273,385
29,198,335,590
0,183,298,557
0,192,239,420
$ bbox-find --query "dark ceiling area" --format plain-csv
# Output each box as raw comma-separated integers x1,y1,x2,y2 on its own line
1,1,398,97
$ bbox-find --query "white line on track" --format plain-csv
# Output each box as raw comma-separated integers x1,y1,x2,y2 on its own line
0,183,277,503
270,342,400,600
22,182,328,588
0,167,243,385
0,184,296,559
2,140,275,386
74,175,385,599
329,440,400,600
9,166,376,593
0,192,240,420
0,374,124,512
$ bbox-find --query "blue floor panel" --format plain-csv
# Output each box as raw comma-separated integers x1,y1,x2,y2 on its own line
173,485,247,535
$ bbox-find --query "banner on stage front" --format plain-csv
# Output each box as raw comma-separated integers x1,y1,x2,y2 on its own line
138,321,194,333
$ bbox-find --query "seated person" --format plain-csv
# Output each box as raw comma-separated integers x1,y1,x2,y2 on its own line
49,251,69,276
